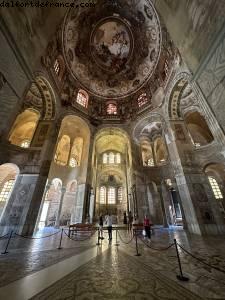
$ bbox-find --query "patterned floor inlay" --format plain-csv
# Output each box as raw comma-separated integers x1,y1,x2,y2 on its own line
31,247,203,300
0,246,94,287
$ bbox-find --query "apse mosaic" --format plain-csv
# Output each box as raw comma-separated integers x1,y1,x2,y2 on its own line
63,0,161,99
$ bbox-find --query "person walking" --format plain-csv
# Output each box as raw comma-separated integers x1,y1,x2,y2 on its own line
105,213,113,241
144,215,151,241
99,214,104,240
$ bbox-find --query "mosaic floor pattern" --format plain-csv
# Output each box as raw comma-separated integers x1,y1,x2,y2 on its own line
31,247,203,300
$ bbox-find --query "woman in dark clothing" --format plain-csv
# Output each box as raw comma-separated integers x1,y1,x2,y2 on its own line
144,215,151,240
123,212,127,225
99,214,104,239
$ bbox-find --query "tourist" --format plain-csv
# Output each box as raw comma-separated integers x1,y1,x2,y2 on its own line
143,215,151,241
105,213,113,241
123,211,127,225
99,214,104,240
128,211,133,231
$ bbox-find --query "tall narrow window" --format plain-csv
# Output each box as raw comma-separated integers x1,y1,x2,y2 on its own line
0,179,15,202
108,187,116,204
20,140,31,148
109,152,114,164
103,153,108,164
54,59,60,75
137,93,148,107
54,135,70,166
116,153,121,164
208,176,223,199
69,157,78,168
100,186,106,204
107,103,117,115
147,158,154,166
76,90,88,108
118,187,123,203
70,137,83,167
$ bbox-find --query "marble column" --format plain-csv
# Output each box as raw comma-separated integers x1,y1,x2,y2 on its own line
158,184,169,228
34,182,51,232
55,186,66,228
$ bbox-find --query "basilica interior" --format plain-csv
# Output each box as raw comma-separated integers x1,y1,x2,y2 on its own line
0,1,225,299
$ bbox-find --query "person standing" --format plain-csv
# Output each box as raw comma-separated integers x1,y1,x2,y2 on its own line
128,211,133,232
123,211,127,225
144,215,151,241
105,213,113,241
132,215,139,237
99,214,104,240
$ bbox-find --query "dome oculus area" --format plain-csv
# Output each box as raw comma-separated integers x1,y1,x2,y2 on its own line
63,0,161,99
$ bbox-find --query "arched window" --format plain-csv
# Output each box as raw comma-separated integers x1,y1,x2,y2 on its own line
100,186,106,204
184,112,214,146
103,153,108,164
20,139,30,148
76,89,89,108
108,187,116,204
118,187,123,203
154,137,168,165
141,140,155,167
69,157,78,168
208,176,223,199
9,109,40,147
107,103,117,115
0,179,15,202
54,59,60,76
116,153,121,164
109,152,114,164
147,158,154,166
54,135,70,166
137,93,148,108
70,137,83,166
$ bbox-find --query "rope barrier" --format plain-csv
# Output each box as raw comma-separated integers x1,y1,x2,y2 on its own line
0,232,9,239
64,229,97,242
177,243,225,274
117,230,134,244
14,230,61,240
138,236,175,251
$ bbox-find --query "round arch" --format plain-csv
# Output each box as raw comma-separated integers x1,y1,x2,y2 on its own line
24,75,56,121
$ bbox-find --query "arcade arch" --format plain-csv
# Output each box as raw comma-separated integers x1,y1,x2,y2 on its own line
92,128,132,222
0,163,19,220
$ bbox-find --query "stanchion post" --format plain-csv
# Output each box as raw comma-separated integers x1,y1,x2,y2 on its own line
115,228,119,246
57,228,63,250
134,229,141,256
1,230,13,254
174,239,189,281
96,228,101,246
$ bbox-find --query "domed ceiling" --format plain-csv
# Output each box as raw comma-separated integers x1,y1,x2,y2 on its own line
63,0,161,99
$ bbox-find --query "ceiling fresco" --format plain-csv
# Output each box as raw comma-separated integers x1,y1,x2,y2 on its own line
63,0,161,99
91,18,133,73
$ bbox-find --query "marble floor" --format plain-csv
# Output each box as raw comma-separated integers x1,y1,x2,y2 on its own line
0,226,225,300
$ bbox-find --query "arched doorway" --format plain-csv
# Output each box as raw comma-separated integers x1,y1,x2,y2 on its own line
36,115,90,230
91,128,132,222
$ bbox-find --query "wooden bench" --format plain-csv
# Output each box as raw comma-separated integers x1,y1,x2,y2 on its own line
68,223,94,237
132,223,155,236
132,223,144,236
